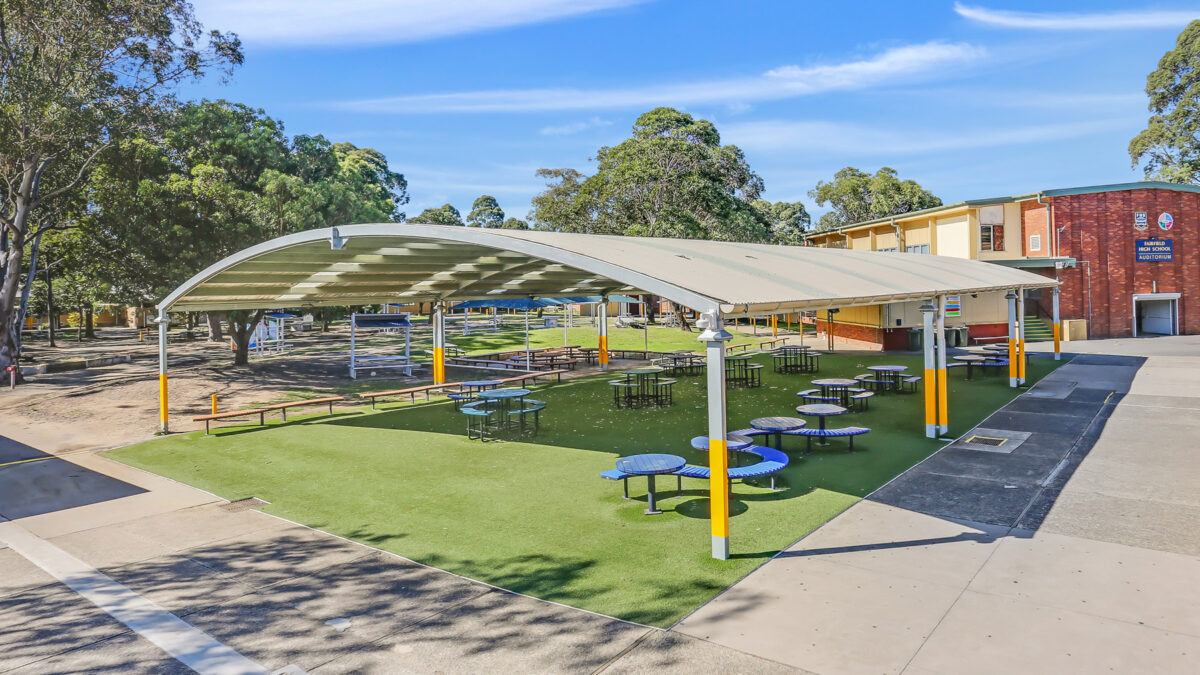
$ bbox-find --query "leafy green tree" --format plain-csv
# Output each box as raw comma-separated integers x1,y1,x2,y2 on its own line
530,108,770,241
753,200,811,244
467,195,505,227
808,167,941,231
1130,20,1200,183
414,204,464,226
0,0,240,375
500,217,530,230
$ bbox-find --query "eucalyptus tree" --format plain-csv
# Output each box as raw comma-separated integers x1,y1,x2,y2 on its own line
1130,20,1200,183
808,167,941,231
466,195,505,227
0,0,241,374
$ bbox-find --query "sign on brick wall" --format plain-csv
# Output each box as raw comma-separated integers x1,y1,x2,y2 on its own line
1135,239,1173,262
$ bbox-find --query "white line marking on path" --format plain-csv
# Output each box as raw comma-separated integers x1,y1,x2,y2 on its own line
0,519,269,675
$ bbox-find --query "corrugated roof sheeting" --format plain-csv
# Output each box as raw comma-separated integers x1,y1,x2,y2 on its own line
160,224,1056,316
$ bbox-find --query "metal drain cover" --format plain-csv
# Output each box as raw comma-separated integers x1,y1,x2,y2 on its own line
966,435,1007,447
221,497,269,512
951,428,1031,454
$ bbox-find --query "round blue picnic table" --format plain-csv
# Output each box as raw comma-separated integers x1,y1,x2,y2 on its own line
811,378,857,407
478,388,531,430
794,403,847,447
750,416,807,450
616,453,686,515
460,380,502,392
690,433,755,467
867,365,908,390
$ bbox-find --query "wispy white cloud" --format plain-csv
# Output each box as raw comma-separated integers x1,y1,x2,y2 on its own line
334,41,985,113
193,0,648,46
954,3,1197,30
539,117,614,136
722,117,1135,156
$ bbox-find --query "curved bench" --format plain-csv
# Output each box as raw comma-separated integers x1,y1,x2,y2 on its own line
783,426,871,452
674,445,790,490
850,389,874,410
459,401,495,441
515,399,547,435
900,375,921,393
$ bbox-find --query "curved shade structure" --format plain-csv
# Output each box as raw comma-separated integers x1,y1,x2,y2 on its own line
159,224,1058,315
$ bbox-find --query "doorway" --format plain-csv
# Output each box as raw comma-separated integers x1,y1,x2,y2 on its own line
1132,293,1180,337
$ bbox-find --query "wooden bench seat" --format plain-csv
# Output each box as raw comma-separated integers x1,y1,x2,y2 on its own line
193,408,269,435
262,396,345,420
757,337,786,350
360,383,463,408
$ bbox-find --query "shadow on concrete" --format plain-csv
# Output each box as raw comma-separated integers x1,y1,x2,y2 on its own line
0,436,146,520
865,353,1144,535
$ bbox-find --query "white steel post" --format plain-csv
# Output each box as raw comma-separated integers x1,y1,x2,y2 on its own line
157,309,169,434
920,301,937,438
1017,287,1027,385
936,294,949,436
1006,290,1018,387
699,310,732,560
1052,287,1062,361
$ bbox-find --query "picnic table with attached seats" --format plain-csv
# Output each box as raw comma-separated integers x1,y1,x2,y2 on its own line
810,378,858,407
610,366,675,408
953,354,988,380
725,353,763,388
614,453,687,514
866,365,908,392
690,433,756,467
749,416,807,450
789,403,871,451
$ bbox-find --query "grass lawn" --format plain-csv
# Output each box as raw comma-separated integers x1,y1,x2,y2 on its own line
106,351,1064,627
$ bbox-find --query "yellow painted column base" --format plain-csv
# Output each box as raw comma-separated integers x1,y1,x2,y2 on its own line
432,346,446,384
709,438,729,541
936,368,948,434
1007,338,1018,386
923,368,937,437
1053,323,1062,361
158,373,169,432
598,335,609,369
1018,339,1027,383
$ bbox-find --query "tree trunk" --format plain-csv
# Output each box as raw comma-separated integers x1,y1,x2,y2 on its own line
84,307,95,338
322,317,329,331
0,224,26,376
645,295,657,323
45,266,55,348
672,303,692,331
76,303,84,341
206,312,224,342
230,309,265,367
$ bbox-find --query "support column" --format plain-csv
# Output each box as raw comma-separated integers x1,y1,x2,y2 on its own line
1017,287,1027,385
432,300,446,384
157,309,169,434
598,299,609,371
699,310,732,560
935,295,949,436
1052,287,1062,361
920,301,937,438
1006,290,1018,387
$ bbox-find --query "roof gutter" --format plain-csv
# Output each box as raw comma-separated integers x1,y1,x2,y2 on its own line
1037,192,1060,259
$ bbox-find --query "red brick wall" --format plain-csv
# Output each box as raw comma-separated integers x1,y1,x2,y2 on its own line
1021,202,1050,257
814,319,882,344
1050,188,1200,338
968,322,1009,339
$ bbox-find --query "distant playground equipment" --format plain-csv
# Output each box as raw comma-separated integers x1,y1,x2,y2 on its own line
447,305,500,335
349,312,413,379
231,313,289,358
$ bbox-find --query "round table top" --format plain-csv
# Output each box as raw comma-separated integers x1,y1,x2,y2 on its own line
812,378,857,387
726,352,755,360
461,380,502,388
478,388,531,400
953,355,988,362
616,453,687,475
868,365,909,372
690,434,754,451
779,344,810,351
795,403,848,416
750,416,807,431
982,344,1008,352
626,366,665,375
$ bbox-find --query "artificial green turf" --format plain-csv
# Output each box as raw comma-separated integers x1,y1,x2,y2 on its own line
106,352,1063,626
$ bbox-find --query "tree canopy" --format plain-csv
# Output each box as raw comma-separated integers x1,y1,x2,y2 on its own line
0,0,241,372
414,204,464,226
808,167,941,231
466,195,505,227
1129,20,1200,183
530,107,777,242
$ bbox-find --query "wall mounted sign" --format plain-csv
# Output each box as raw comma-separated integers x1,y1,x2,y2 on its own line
1158,212,1174,231
1134,211,1148,230
1136,239,1173,262
945,296,962,317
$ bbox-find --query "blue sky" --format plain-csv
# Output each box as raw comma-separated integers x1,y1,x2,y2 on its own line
182,1,1199,221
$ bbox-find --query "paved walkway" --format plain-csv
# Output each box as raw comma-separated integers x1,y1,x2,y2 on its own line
676,336,1200,674
0,438,792,673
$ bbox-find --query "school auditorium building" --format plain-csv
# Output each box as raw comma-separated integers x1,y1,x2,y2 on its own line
805,181,1199,346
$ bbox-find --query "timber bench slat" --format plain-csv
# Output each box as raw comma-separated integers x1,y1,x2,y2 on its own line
262,396,346,420
193,408,270,435
360,383,463,408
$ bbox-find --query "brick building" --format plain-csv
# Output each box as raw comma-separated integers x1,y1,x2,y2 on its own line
805,181,1200,344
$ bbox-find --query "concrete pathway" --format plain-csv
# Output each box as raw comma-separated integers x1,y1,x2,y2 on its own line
676,336,1200,674
0,438,793,673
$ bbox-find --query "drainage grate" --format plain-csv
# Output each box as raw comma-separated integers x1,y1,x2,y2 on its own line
965,435,1007,447
221,497,269,512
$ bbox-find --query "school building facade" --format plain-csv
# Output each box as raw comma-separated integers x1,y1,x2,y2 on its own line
805,181,1200,347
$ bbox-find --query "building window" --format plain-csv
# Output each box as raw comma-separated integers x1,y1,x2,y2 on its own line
1029,234,1042,252
905,244,929,254
981,225,1005,251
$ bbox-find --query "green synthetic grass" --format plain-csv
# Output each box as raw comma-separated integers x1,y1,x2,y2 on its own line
107,352,1063,626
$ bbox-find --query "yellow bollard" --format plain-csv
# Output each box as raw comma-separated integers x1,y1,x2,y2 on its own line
211,394,218,414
